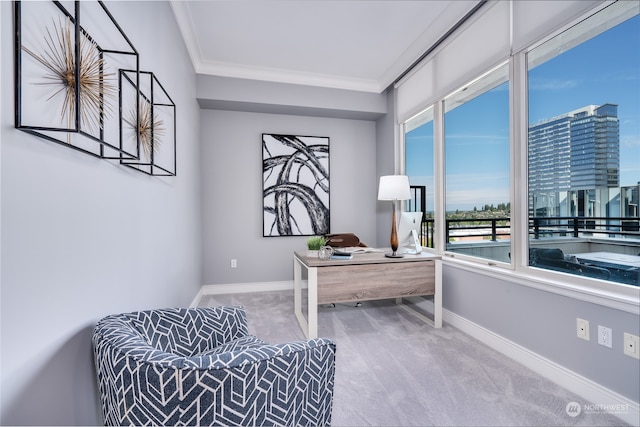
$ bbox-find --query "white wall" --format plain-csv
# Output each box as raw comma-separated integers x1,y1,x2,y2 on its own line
443,265,640,403
375,88,399,247
0,1,201,424
200,109,377,286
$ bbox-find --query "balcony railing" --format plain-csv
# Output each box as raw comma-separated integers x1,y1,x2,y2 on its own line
409,184,639,246
414,216,640,248
446,218,511,243
530,216,640,240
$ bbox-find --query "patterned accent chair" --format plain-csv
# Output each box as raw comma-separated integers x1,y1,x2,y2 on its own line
92,306,336,426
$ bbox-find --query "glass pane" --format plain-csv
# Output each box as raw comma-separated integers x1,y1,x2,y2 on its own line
527,3,640,286
444,63,511,263
405,107,435,249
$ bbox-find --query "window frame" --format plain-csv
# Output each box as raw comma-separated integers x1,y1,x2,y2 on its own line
398,0,640,313
441,61,512,267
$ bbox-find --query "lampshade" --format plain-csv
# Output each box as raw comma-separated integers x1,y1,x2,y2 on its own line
377,175,411,201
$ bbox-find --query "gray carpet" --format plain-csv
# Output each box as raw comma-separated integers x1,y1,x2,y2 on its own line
199,290,628,426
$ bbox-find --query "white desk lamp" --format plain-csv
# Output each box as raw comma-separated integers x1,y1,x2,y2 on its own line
378,175,411,258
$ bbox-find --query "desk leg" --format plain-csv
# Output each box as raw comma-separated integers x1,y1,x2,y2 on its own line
434,259,442,328
308,267,318,339
395,261,442,329
294,257,302,320
293,256,310,338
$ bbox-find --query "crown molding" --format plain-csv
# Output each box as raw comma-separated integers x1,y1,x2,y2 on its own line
170,1,201,72
197,60,382,93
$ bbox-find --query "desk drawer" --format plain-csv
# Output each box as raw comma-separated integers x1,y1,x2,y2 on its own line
316,261,435,304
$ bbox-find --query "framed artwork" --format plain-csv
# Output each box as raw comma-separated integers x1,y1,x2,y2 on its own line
263,134,330,237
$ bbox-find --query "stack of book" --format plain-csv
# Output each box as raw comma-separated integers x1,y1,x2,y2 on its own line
330,250,353,260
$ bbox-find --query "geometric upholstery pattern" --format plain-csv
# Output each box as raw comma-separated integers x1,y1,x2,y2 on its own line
92,306,336,426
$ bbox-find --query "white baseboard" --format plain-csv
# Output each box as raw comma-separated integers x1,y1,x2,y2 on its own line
190,280,297,307
189,281,638,425
444,309,639,426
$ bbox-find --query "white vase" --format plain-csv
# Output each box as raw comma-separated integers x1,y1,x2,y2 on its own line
306,250,319,257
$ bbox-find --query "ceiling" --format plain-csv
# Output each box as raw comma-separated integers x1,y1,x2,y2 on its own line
170,1,482,93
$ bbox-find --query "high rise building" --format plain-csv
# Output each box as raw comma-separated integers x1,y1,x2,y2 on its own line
569,104,620,190
528,104,620,217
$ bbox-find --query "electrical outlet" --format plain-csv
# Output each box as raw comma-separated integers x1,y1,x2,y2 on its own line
598,325,612,348
623,333,639,359
576,318,590,341
231,259,237,268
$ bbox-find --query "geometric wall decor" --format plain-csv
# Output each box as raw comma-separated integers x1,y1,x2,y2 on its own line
119,70,176,176
262,133,330,236
14,0,140,160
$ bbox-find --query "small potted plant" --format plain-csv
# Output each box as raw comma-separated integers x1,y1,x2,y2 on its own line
306,236,326,257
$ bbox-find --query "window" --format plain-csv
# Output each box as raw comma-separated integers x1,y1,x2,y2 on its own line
527,2,640,286
443,63,511,263
404,107,435,248
399,0,639,295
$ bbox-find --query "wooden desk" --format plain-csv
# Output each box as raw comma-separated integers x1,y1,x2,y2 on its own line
293,250,442,339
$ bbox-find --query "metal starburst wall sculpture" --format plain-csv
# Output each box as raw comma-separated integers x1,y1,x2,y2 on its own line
21,16,116,138
124,100,166,161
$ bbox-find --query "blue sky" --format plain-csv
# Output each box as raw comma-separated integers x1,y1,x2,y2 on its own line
406,13,639,212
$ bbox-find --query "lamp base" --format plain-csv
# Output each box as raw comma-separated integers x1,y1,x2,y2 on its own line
385,252,405,258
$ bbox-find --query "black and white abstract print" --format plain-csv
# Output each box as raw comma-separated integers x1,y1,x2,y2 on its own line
263,134,329,236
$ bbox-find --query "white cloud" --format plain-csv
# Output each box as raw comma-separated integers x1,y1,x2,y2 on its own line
444,133,509,146
445,187,511,211
621,134,640,147
528,78,579,91
444,172,510,210
446,172,509,186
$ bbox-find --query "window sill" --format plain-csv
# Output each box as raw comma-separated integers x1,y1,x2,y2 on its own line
441,255,640,315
